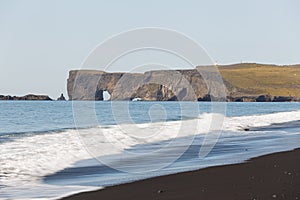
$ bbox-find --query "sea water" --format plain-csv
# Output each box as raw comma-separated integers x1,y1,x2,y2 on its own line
0,101,299,200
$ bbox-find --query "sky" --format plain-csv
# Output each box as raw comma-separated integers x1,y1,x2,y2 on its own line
0,0,299,99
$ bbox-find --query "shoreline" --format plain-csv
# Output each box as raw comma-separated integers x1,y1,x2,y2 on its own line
61,148,300,200
1,99,300,102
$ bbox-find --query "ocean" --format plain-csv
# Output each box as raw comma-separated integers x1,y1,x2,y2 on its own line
0,101,300,200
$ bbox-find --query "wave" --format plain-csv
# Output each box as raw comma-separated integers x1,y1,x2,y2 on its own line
223,110,300,131
0,110,300,199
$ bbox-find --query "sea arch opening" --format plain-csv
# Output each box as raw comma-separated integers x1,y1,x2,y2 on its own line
95,89,111,101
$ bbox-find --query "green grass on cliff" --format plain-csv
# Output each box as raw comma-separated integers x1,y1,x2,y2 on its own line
218,63,300,96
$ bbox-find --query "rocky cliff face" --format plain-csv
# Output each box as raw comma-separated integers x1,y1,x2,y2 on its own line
67,64,300,102
67,68,228,101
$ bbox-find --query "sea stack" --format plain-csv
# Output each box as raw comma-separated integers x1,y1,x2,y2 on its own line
57,93,66,101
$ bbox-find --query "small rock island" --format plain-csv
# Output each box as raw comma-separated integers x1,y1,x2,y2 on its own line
57,93,66,101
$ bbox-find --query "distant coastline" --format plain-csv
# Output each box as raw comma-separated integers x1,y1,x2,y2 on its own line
1,94,299,102
0,93,66,101
1,63,299,102
0,94,53,101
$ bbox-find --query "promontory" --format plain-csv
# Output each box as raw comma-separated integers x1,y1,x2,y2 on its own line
67,63,300,102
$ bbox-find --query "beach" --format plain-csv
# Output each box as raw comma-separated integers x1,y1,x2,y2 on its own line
1,102,300,200
61,148,300,200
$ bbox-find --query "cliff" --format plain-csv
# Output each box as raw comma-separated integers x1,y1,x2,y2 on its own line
67,68,226,101
67,63,300,102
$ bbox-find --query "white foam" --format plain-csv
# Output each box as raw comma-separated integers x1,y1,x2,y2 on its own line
224,110,300,131
0,130,91,188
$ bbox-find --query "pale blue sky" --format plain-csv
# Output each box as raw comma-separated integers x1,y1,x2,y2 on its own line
0,0,299,98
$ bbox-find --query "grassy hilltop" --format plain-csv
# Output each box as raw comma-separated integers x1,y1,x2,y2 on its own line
218,63,300,97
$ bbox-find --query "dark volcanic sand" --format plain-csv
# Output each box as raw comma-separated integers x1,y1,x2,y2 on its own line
61,149,300,200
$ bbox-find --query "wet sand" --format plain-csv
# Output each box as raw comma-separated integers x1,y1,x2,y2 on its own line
61,148,300,200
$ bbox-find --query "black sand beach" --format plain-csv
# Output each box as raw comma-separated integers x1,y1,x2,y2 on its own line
61,148,300,200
